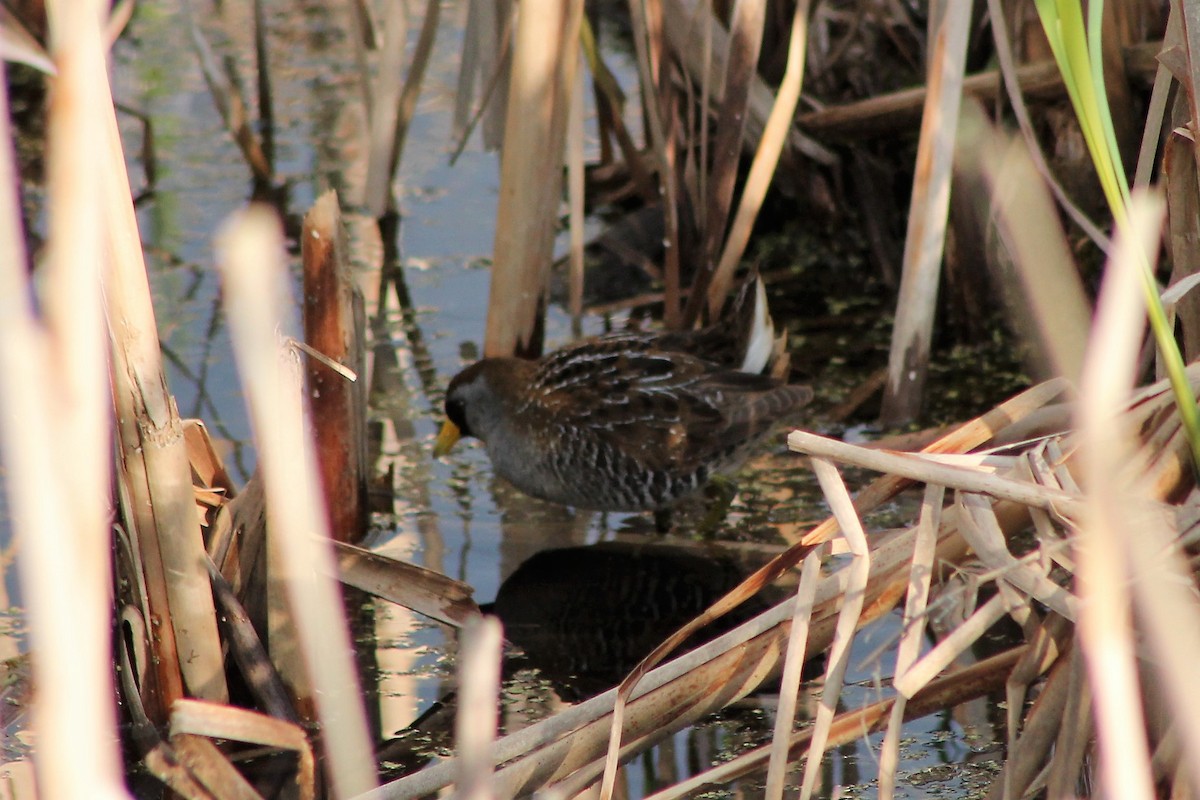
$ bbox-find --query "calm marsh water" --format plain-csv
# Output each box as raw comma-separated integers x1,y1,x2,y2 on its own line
3,2,1014,796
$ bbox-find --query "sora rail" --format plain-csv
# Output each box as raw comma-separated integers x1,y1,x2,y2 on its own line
433,278,812,513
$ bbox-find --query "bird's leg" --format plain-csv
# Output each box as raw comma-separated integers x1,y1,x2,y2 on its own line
695,476,738,536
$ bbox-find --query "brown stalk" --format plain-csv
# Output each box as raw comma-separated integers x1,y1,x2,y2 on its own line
959,106,1092,385
985,0,1111,251
302,191,368,544
794,40,1162,138
168,734,264,800
449,19,513,166
988,652,1073,800
184,7,272,185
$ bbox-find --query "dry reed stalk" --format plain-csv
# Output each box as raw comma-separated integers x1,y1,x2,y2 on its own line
346,0,378,117
877,483,943,800
251,0,274,173
217,207,377,798
992,651,1074,800
184,7,272,185
452,617,503,800
0,3,124,795
1044,648,1092,799
1095,200,1200,796
567,62,586,326
0,8,54,73
302,191,367,544
1073,192,1166,799
764,551,821,799
797,459,871,800
206,558,297,722
1133,7,1176,192
449,8,514,164
484,0,583,357
166,734,264,800
104,9,230,710
1162,4,1200,363
1001,613,1074,797
955,493,1076,620
645,646,1027,800
706,0,810,317
456,0,511,151
786,430,1080,514
879,0,972,425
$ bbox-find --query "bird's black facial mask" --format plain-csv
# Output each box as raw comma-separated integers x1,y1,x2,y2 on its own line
445,395,472,439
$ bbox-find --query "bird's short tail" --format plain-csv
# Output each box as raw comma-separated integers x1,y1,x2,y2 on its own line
738,277,775,374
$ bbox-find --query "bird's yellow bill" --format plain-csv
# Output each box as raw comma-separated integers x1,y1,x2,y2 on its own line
433,420,462,457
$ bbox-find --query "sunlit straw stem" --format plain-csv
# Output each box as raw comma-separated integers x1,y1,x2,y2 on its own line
217,207,377,798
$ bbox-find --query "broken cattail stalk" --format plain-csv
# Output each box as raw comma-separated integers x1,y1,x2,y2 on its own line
100,3,229,711
302,190,368,544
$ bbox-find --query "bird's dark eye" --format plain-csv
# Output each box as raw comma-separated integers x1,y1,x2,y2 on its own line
446,396,471,437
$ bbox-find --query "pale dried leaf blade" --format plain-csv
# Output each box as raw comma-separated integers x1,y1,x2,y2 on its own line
334,541,481,628
764,551,821,800
799,458,870,800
